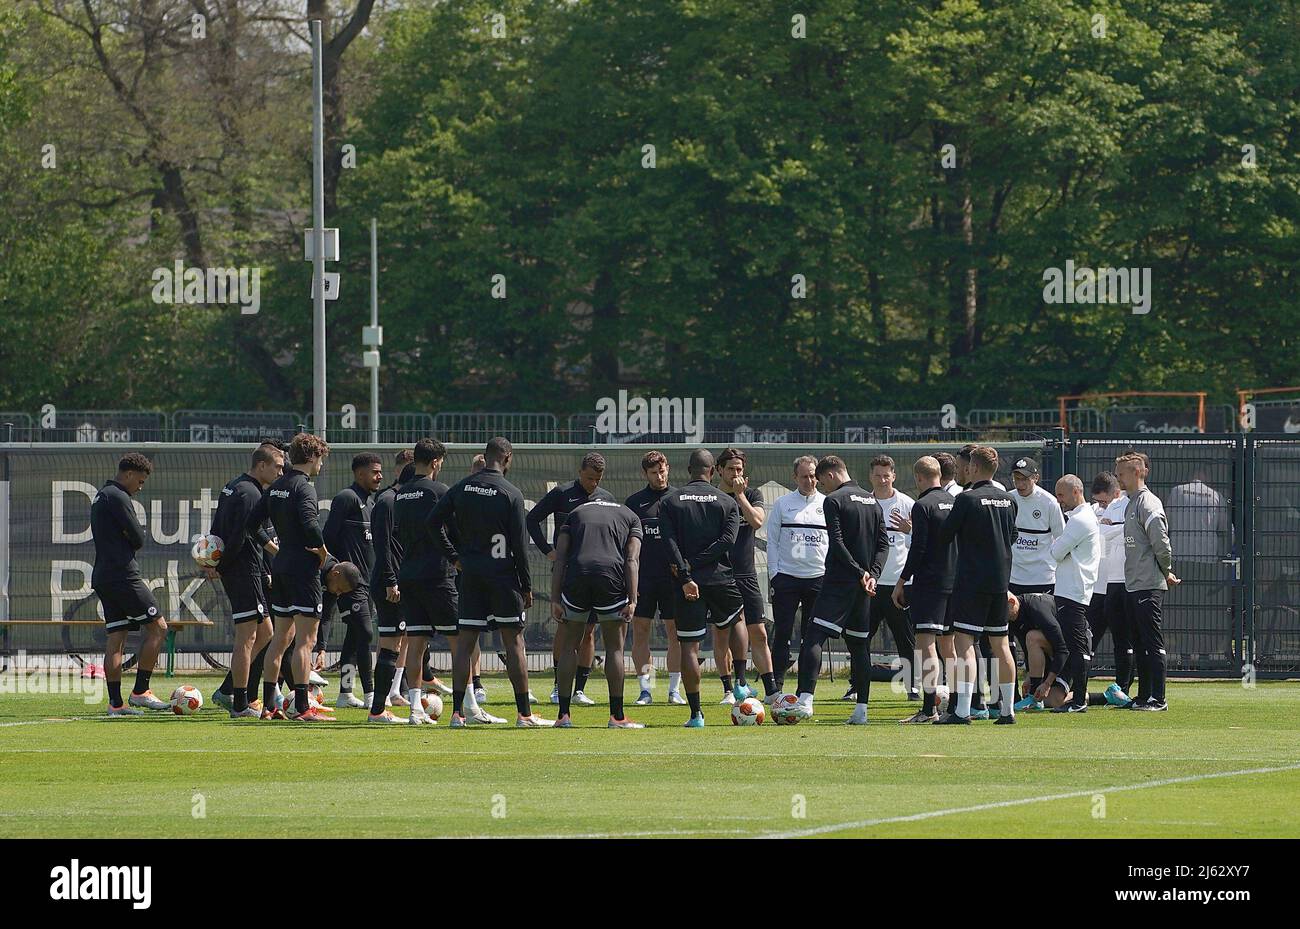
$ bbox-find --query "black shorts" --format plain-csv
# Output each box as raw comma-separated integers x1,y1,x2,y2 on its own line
95,579,162,632
561,575,630,622
734,574,766,626
674,581,744,642
270,570,323,620
374,595,405,637
633,576,676,620
952,590,1010,637
457,573,526,631
401,583,458,635
219,569,268,624
809,578,871,640
909,584,950,635
1009,582,1054,596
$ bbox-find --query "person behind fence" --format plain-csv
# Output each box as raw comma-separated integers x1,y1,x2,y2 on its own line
208,442,284,717
91,453,170,716
1117,452,1180,712
1046,474,1101,714
766,455,827,695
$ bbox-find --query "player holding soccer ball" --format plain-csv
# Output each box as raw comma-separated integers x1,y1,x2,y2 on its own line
776,456,889,725
550,497,644,728
205,442,284,717
91,453,170,716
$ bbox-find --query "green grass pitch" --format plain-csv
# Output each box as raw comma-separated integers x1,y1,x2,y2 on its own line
1,677,1297,838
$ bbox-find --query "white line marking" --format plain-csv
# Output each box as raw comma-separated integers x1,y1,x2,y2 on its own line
761,762,1300,838
0,718,86,728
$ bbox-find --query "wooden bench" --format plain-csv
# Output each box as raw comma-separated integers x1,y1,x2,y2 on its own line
0,620,216,677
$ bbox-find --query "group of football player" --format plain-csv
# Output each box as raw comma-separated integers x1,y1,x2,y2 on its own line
90,436,1177,725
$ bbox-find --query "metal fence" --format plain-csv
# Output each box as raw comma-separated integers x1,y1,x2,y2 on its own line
173,410,300,444
0,414,33,443
968,407,1104,432
306,411,435,443
434,412,560,444
0,434,1295,675
1070,433,1300,677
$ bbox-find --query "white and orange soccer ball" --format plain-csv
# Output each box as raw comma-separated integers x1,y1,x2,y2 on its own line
421,693,444,720
191,534,224,568
772,693,802,725
170,685,203,715
730,696,765,725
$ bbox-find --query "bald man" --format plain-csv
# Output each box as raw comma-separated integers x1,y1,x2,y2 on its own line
1047,474,1102,713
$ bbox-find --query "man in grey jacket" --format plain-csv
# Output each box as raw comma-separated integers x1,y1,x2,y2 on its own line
1116,453,1181,711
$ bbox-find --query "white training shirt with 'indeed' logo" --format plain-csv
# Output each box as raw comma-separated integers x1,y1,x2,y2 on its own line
873,490,915,586
1010,483,1065,587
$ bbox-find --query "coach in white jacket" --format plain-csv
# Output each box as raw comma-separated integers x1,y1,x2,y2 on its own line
766,456,828,692
1048,475,1101,712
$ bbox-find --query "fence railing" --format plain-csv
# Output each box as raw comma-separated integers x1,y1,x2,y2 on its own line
0,402,1282,444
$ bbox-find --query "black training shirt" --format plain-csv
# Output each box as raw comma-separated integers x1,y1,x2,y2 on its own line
822,480,889,584
558,499,642,587
939,479,1018,594
428,467,532,592
323,482,374,589
248,469,324,576
526,479,615,555
91,479,145,586
625,484,674,580
659,479,740,586
899,486,957,592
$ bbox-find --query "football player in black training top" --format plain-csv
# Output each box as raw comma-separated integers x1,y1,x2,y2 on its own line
625,450,685,706
550,497,645,728
322,452,382,709
91,453,169,716
778,456,889,725
430,437,553,728
207,442,284,717
658,449,744,727
247,432,335,721
528,452,614,708
936,445,1020,725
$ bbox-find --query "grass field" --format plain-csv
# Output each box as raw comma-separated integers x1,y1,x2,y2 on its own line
1,675,1298,838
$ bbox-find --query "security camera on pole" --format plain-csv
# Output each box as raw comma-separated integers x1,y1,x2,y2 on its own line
303,18,337,440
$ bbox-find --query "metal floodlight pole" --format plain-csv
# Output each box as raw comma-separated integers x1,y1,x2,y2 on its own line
311,19,327,441
370,218,380,444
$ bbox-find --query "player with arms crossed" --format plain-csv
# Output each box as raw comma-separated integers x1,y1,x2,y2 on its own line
714,448,777,703
779,456,889,725
207,442,283,717
92,453,170,716
431,438,552,728
550,498,645,728
528,453,614,708
625,451,686,705
936,446,1019,725
658,449,743,727
247,432,334,721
